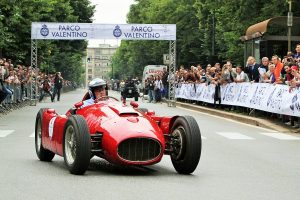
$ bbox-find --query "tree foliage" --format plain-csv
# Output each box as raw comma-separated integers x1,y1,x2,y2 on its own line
0,0,95,83
113,0,204,80
113,0,300,79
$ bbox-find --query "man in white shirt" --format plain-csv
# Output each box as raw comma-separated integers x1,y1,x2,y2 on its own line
234,66,249,83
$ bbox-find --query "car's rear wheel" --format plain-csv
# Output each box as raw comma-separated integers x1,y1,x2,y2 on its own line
63,115,91,175
170,116,201,174
35,108,55,161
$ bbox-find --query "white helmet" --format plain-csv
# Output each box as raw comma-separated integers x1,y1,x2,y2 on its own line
88,78,107,99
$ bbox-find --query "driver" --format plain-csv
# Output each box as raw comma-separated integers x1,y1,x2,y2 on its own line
82,78,107,108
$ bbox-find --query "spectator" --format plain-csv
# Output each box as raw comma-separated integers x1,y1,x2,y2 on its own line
52,72,63,101
212,71,222,107
196,64,202,72
258,57,269,82
162,67,169,99
0,64,9,104
221,61,236,84
245,56,260,82
234,66,249,83
289,66,300,89
272,55,284,82
147,75,155,103
283,64,294,84
39,75,54,102
154,75,163,102
214,63,221,73
199,69,207,83
263,64,276,84
294,43,300,60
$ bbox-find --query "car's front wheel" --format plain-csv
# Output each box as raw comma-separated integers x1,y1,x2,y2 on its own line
63,115,91,175
35,108,55,161
170,116,201,174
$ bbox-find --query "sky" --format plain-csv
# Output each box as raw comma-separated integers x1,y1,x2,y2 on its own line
88,0,136,47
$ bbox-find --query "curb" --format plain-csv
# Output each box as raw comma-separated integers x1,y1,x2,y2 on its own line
175,101,294,133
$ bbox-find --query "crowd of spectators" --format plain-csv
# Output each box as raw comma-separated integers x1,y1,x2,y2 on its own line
173,43,300,129
0,57,75,113
174,44,300,88
143,67,169,103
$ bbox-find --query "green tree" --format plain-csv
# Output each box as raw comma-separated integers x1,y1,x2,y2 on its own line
0,0,95,83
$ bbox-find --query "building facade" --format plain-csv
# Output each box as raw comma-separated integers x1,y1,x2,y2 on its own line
85,44,117,85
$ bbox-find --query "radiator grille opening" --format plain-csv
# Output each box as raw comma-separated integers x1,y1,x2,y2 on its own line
118,138,161,162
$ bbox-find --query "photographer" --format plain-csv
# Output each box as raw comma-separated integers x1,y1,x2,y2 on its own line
52,72,63,101
39,75,54,102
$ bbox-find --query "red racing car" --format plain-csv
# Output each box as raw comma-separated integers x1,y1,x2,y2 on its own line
35,94,202,175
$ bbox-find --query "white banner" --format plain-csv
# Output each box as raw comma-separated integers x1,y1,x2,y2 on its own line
175,82,300,117
31,22,176,40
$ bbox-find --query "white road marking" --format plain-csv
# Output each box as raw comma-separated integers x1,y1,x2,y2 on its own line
259,132,300,140
216,132,255,140
29,132,35,138
0,130,14,137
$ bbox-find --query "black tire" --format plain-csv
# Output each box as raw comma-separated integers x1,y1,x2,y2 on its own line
170,116,201,174
63,115,91,175
137,108,148,114
35,108,55,161
134,95,139,101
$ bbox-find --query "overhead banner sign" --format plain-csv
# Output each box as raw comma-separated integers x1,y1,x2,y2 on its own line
31,22,176,40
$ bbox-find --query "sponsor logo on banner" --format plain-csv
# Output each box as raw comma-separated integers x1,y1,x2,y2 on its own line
40,24,49,37
113,25,122,38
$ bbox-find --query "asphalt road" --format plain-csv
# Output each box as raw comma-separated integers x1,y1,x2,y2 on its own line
0,89,299,200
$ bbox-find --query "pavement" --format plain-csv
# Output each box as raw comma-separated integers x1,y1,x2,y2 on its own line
175,101,298,134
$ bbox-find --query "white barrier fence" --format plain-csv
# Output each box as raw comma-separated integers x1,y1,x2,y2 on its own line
175,83,300,117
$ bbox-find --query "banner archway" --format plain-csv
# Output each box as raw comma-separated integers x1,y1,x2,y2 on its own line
31,22,176,106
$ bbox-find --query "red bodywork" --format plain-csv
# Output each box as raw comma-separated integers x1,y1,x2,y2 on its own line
40,95,175,166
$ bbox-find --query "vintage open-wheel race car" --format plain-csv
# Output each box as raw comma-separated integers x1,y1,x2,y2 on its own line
35,93,202,175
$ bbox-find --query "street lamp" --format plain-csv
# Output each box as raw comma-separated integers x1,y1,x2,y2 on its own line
287,0,293,52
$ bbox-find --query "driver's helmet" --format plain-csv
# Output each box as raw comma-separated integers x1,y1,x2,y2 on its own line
88,78,107,99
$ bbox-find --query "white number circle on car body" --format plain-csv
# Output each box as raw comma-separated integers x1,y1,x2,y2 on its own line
48,117,57,139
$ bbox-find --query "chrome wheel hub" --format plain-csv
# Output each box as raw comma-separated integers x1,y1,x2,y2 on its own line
36,118,42,152
171,126,185,160
65,126,77,165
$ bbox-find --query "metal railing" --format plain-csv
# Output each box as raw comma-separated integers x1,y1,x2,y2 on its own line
0,82,76,115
